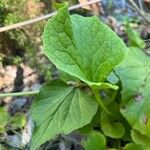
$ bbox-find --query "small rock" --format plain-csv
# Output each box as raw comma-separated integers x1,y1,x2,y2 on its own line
6,134,22,149
9,97,28,115
22,117,34,146
30,83,41,91
5,116,34,149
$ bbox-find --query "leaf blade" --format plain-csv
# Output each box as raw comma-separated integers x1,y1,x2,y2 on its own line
42,5,127,87
116,48,150,138
83,131,106,150
30,80,98,149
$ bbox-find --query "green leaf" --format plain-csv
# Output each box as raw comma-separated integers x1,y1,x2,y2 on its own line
30,80,98,149
0,107,10,133
116,48,150,137
0,107,10,126
125,23,145,49
42,5,127,87
83,131,106,150
131,130,150,149
101,110,125,138
78,124,93,135
53,2,68,10
11,113,26,128
0,144,7,150
121,118,132,142
59,70,80,83
0,126,6,133
124,143,146,150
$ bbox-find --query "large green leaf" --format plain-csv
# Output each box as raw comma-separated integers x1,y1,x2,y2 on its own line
42,5,127,87
30,80,98,149
83,131,106,150
116,48,150,137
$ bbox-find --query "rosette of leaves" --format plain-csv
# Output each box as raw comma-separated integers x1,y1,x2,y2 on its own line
30,3,128,149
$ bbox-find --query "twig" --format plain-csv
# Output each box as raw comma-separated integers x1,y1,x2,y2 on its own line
138,0,144,11
0,90,39,98
0,0,100,33
128,0,150,23
144,39,150,42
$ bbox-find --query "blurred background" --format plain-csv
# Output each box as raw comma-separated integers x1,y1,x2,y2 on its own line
0,0,150,149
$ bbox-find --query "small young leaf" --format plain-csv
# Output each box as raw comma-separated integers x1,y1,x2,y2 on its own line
0,126,6,133
125,23,145,49
11,113,26,128
30,80,98,149
0,107,10,126
0,144,7,150
124,143,146,150
42,5,127,88
101,111,125,138
116,48,150,138
131,130,150,149
83,131,106,150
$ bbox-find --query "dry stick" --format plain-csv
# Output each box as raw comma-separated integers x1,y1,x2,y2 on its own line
138,0,144,11
128,0,150,23
0,0,100,33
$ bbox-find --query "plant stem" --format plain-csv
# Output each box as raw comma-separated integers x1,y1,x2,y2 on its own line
92,88,112,115
117,139,121,150
0,90,39,98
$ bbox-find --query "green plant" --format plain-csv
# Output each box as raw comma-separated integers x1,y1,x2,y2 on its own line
125,22,145,49
31,6,150,150
1,3,150,150
30,4,126,149
0,107,26,134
